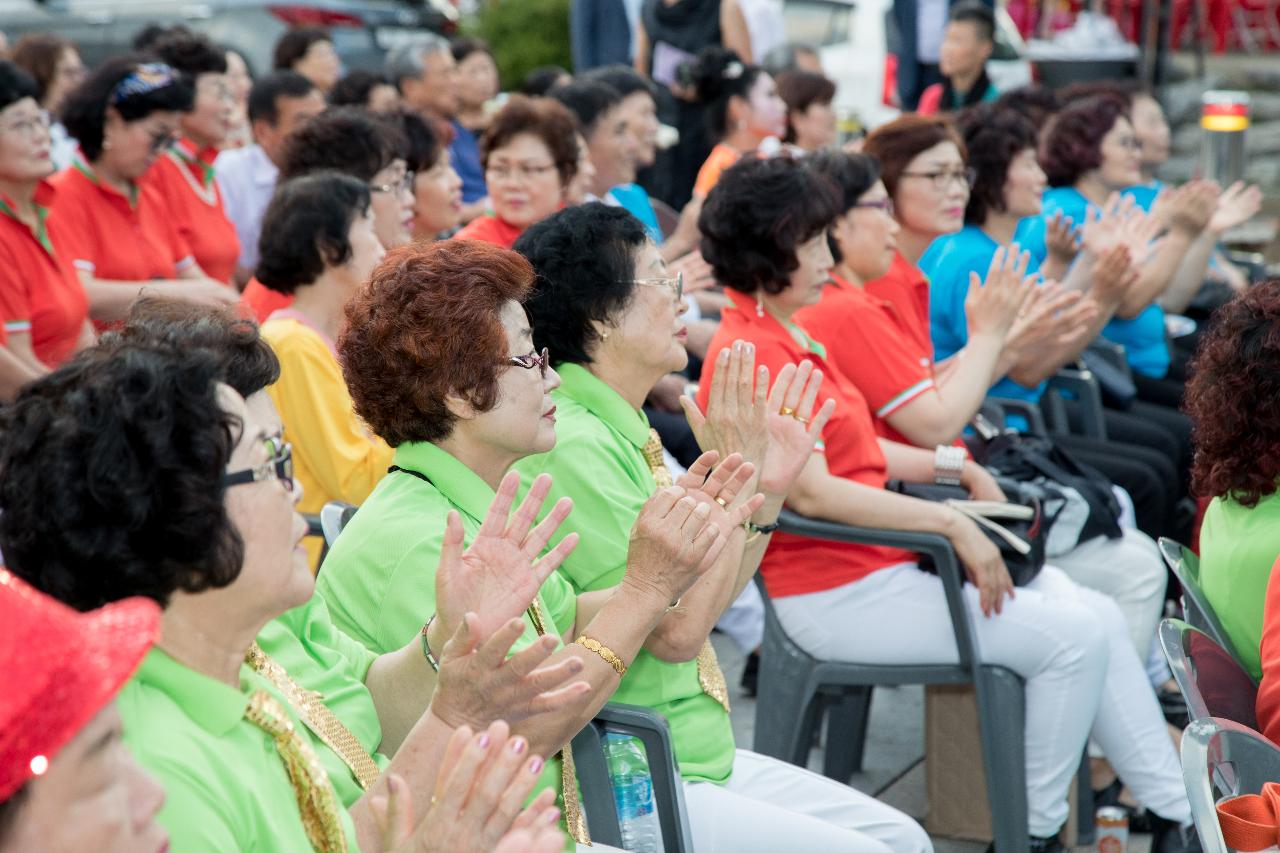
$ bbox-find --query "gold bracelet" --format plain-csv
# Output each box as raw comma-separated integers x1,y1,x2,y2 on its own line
575,635,627,676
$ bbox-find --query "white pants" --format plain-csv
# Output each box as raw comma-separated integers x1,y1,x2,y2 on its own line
773,564,1189,836
684,748,932,852
1052,529,1167,660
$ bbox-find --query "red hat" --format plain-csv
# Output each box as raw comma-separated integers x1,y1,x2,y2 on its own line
0,568,160,801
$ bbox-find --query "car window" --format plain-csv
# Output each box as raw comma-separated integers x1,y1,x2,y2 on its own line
783,0,853,48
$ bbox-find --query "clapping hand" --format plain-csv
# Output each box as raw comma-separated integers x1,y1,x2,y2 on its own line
680,340,769,474
1209,181,1262,235
1088,244,1139,305
965,245,1036,340
756,360,835,496
372,722,565,853
434,473,578,646
1044,212,1079,266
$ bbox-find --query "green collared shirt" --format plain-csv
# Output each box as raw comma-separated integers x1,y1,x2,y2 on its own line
515,363,736,783
316,441,576,826
257,595,391,807
118,648,360,852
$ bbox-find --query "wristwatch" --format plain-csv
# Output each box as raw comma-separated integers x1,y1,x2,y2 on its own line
934,445,967,487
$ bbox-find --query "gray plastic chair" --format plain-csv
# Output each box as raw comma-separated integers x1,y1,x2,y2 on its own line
1159,618,1259,729
571,702,693,852
1181,717,1280,853
1042,367,1109,440
755,509,1041,853
1158,538,1252,673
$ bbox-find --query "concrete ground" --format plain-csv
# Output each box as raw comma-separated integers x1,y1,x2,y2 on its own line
709,632,1155,852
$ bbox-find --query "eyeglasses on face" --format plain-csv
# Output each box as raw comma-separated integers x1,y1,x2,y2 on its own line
853,198,895,216
370,171,415,195
0,110,51,138
627,270,684,301
508,347,550,379
486,162,558,183
900,167,977,191
223,438,294,493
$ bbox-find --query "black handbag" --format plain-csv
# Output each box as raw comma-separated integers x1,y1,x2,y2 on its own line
887,480,1047,586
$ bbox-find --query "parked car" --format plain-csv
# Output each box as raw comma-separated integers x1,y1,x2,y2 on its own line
781,0,1033,132
0,0,457,77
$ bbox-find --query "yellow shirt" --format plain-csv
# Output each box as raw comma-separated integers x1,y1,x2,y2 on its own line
261,315,393,567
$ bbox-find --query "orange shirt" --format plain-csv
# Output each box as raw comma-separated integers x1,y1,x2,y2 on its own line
797,274,936,446
0,181,89,366
696,300,914,598
48,155,193,283
692,143,742,199
144,139,240,284
453,214,525,249
241,277,293,324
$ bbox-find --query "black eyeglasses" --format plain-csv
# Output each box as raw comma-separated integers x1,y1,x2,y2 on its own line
853,198,895,216
223,439,294,492
508,347,550,379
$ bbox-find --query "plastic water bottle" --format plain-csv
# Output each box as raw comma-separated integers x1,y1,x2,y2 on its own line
603,733,665,853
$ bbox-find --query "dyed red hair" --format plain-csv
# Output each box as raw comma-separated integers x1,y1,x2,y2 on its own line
862,114,966,198
339,241,534,446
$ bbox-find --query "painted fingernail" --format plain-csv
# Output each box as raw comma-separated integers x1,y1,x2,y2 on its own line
477,733,490,749
510,737,527,755
529,756,544,774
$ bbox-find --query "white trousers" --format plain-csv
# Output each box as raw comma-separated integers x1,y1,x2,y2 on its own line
683,748,932,852
773,564,1189,836
1052,529,1167,660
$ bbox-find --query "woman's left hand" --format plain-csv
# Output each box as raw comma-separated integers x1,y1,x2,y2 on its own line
679,340,769,473
757,360,836,496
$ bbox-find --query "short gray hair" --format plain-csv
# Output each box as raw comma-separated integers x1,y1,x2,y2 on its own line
385,34,450,89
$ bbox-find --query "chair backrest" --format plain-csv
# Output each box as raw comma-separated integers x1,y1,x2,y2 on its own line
1160,618,1259,729
1158,538,1249,669
1182,717,1280,853
570,702,693,853
320,501,358,548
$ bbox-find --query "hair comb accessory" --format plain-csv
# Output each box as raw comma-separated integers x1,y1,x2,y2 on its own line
109,63,178,106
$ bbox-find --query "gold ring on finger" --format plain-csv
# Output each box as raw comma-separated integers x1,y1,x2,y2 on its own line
715,496,728,508
792,413,810,425
779,406,796,417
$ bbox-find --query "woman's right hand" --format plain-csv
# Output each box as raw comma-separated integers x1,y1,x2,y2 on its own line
945,509,1014,617
373,722,564,853
429,614,592,733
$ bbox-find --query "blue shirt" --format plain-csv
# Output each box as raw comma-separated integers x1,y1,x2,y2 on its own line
449,119,487,203
608,183,663,244
1123,179,1164,212
1042,185,1170,379
919,224,1045,404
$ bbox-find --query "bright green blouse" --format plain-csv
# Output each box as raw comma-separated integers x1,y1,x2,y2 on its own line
315,440,576,819
514,363,737,784
118,648,360,852
1199,491,1280,679
257,595,391,807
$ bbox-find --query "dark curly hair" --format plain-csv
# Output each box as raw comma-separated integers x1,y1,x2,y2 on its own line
60,56,195,161
699,156,840,295
385,106,449,173
278,106,405,182
957,103,1040,225
328,69,391,109
1186,281,1280,505
149,29,228,78
339,241,534,446
481,95,580,189
995,85,1062,130
549,79,622,136
1039,94,1129,188
0,344,243,611
689,45,763,140
257,172,371,294
110,297,281,398
805,150,882,264
514,203,650,367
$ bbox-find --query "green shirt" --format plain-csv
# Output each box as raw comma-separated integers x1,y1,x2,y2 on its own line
118,648,360,852
1199,491,1280,679
514,363,736,783
257,595,391,807
315,440,576,816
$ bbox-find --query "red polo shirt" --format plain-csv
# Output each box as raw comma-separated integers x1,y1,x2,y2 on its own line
143,139,240,285
453,214,524,249
241,277,292,324
796,274,937,446
697,300,914,599
0,181,89,366
49,156,194,283
864,252,934,357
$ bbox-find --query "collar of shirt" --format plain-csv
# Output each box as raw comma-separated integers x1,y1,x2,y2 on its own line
554,362,651,451
71,149,139,208
0,179,57,255
133,647,252,736
169,137,219,186
722,296,826,358
390,441,496,524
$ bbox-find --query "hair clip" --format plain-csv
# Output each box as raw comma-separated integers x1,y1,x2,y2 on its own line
723,61,745,80
109,63,177,107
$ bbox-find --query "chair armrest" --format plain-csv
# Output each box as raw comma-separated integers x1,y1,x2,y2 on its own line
775,509,982,671
985,396,1049,437
1086,339,1131,377
1046,368,1108,440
